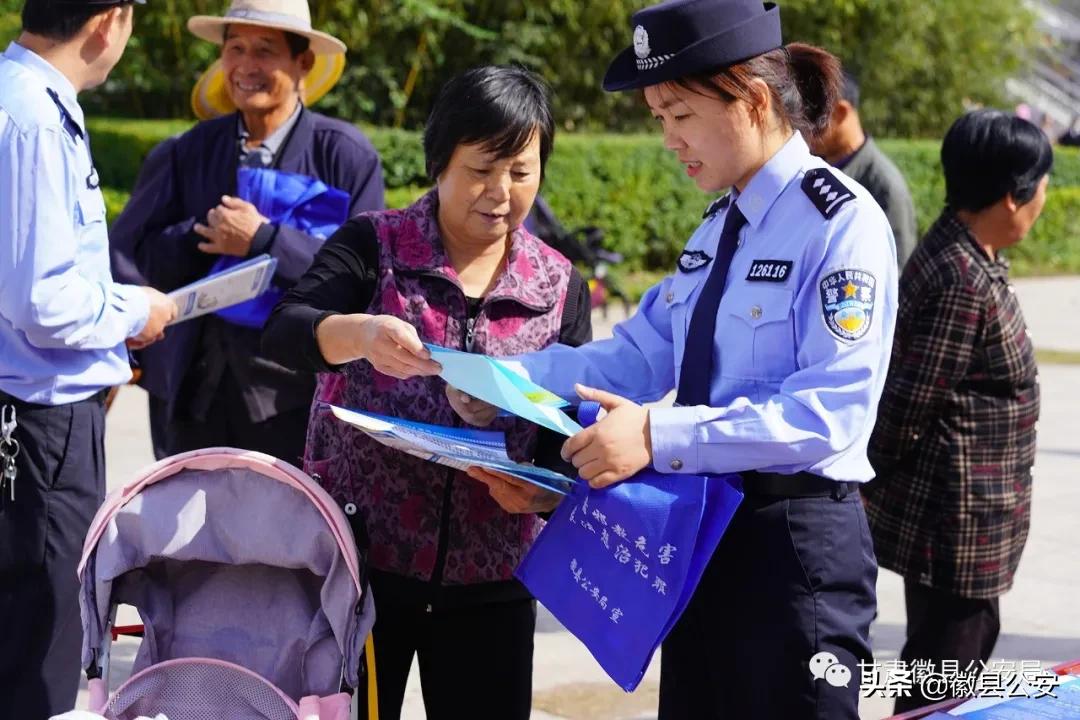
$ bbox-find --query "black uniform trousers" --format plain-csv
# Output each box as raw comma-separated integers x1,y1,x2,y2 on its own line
892,582,1000,714
0,390,107,719
148,371,309,468
659,489,878,719
357,574,536,720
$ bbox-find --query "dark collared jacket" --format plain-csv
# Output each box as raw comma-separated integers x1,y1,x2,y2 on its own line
862,211,1039,599
110,108,384,423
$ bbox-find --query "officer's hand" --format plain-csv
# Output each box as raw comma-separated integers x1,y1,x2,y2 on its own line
446,385,499,427
561,384,652,489
129,287,178,348
466,466,562,514
194,195,267,257
353,315,442,379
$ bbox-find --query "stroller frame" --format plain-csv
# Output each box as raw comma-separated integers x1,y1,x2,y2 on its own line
77,447,377,720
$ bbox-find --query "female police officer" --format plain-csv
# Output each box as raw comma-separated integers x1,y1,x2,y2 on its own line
442,0,898,717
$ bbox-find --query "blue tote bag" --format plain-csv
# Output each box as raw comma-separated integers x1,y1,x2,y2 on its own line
210,167,350,328
515,403,744,691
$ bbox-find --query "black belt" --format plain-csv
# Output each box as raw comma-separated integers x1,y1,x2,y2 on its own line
741,471,859,500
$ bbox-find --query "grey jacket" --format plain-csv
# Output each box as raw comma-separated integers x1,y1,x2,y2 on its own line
842,137,918,268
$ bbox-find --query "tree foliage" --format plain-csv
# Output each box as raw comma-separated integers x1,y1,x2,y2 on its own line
778,0,1038,137
0,0,1037,137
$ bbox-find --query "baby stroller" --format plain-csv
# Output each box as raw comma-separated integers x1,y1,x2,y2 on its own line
524,195,631,317
76,447,376,720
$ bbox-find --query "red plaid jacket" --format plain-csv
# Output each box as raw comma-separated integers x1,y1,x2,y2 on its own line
862,211,1039,599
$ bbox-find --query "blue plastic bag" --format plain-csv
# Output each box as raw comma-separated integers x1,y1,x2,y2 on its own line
515,403,743,691
210,167,350,328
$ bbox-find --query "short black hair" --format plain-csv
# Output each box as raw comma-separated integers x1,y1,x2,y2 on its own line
423,65,555,183
840,70,860,108
283,31,310,57
223,24,311,57
22,0,133,42
942,109,1054,212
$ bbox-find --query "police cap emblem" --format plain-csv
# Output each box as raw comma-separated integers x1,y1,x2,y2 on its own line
633,25,651,59
820,269,877,341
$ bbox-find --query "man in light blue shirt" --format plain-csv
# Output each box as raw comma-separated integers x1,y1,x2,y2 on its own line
0,1,175,715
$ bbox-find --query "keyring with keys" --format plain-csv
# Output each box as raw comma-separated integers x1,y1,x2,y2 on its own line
1,405,19,504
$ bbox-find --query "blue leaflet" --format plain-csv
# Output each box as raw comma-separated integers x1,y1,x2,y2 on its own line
329,405,577,495
424,343,582,436
168,254,277,324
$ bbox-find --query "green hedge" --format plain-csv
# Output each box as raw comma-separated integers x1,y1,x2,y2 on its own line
1012,186,1080,275
877,139,1080,230
91,119,1080,277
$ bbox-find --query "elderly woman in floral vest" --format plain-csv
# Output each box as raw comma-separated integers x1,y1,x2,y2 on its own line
263,65,591,719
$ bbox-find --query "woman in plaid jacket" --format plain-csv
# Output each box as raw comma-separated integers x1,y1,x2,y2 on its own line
862,109,1053,713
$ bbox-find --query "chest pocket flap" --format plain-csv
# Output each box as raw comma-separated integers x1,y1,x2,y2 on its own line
721,284,796,382
666,267,707,309
726,285,793,327
76,187,106,226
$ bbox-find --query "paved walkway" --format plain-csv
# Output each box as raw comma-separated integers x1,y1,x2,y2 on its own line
1012,277,1080,353
82,277,1080,719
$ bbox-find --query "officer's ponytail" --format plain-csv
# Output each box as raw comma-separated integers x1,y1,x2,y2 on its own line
784,43,843,138
673,42,842,141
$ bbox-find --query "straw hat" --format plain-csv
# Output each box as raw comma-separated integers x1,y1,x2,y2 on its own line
188,0,346,120
188,0,345,54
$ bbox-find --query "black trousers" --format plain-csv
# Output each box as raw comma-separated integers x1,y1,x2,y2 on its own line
658,491,878,720
148,374,308,468
358,584,536,720
0,391,107,719
892,582,1001,714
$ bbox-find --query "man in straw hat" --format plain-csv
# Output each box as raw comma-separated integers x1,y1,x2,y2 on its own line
111,0,384,464
0,1,178,716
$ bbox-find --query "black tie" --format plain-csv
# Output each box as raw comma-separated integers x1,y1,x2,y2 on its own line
675,204,748,406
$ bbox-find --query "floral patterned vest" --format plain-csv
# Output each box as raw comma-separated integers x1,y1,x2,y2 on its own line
303,191,574,585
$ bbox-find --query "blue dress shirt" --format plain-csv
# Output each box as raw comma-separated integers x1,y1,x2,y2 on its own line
0,42,149,405
512,133,898,482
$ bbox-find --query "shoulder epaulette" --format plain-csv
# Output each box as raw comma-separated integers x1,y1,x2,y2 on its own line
801,168,854,219
45,88,83,142
702,193,731,219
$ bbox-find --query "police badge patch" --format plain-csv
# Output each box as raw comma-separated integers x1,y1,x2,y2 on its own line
678,249,712,272
819,269,877,341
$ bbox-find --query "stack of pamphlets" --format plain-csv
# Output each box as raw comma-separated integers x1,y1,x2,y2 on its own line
329,344,581,493
329,406,576,494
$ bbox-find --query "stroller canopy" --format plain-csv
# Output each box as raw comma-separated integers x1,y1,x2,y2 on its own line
78,448,373,700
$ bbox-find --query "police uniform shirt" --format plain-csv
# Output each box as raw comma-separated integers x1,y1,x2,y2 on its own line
508,132,898,482
0,42,150,404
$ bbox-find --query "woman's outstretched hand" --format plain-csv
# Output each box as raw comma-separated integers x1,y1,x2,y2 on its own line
446,384,500,426
357,315,442,378
317,314,442,378
561,384,652,489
